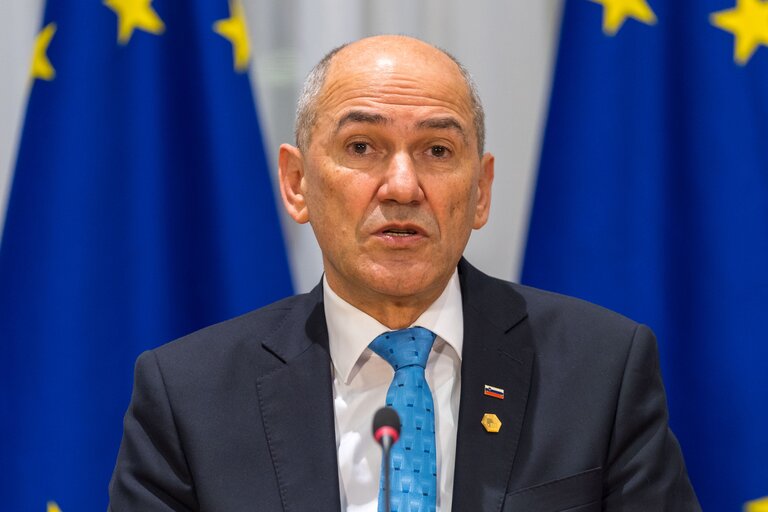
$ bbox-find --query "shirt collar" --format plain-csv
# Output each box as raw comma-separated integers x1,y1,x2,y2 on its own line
324,269,464,385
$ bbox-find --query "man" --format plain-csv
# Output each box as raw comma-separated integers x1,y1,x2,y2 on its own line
109,35,700,511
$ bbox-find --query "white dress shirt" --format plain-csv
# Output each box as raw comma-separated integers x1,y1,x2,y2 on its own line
324,271,463,512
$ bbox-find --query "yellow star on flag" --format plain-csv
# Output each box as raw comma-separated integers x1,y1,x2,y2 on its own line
47,502,62,512
711,0,768,65
213,0,252,72
590,0,657,36
31,22,57,81
103,0,165,45
745,495,768,512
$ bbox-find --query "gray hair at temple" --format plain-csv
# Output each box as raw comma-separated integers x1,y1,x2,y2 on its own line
293,40,486,156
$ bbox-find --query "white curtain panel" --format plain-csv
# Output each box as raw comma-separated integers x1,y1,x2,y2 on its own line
0,0,45,240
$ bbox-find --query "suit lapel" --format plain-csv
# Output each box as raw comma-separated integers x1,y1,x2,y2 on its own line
451,260,534,512
256,287,342,512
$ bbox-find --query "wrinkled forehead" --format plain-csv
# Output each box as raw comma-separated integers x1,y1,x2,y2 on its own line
315,39,475,127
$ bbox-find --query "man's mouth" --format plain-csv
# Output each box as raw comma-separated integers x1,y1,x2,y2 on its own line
382,228,418,237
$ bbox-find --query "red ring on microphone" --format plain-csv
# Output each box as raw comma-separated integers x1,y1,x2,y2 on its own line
374,425,400,444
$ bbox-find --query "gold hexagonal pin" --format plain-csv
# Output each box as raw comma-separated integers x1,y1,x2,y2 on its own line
481,413,502,433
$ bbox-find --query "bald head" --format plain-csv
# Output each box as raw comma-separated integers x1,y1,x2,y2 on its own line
294,35,485,155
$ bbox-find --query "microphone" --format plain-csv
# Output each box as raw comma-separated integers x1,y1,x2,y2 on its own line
372,407,401,512
373,406,401,449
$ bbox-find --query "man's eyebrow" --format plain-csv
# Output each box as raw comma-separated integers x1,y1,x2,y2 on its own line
335,111,389,133
333,112,469,145
416,117,468,144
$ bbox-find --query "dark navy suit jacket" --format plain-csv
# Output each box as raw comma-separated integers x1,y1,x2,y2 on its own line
109,259,700,511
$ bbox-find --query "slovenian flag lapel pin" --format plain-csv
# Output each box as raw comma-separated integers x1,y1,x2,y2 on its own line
484,384,504,400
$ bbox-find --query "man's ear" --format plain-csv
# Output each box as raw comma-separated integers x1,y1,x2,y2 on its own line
473,152,495,229
278,143,310,224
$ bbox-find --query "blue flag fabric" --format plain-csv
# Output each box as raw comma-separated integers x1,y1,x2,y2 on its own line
0,1,293,510
522,1,768,510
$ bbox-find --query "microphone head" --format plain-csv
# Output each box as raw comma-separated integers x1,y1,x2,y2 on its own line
372,406,401,445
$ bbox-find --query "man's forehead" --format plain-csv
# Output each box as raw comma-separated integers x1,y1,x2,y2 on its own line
317,44,472,119
324,37,467,94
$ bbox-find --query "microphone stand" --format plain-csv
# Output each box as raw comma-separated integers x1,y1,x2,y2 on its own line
382,436,392,512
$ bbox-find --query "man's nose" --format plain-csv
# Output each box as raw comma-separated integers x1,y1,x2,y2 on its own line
377,152,425,204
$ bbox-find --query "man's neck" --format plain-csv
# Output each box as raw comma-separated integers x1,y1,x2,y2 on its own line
323,274,451,330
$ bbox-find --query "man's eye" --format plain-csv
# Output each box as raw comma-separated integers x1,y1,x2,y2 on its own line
430,145,449,158
350,142,369,154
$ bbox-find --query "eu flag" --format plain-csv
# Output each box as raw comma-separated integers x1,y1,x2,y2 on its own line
522,1,768,509
0,1,293,510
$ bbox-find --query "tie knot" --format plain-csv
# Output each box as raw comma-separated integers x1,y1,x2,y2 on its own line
369,326,436,371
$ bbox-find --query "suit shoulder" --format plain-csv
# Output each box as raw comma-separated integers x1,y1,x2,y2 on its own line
459,258,642,340
508,282,648,356
150,292,315,368
514,283,637,326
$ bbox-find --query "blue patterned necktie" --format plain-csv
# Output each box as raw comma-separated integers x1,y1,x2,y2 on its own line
369,327,437,512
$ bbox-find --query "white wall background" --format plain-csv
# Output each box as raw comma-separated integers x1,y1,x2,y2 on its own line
0,0,563,292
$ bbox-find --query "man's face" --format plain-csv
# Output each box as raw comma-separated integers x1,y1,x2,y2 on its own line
280,37,494,314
